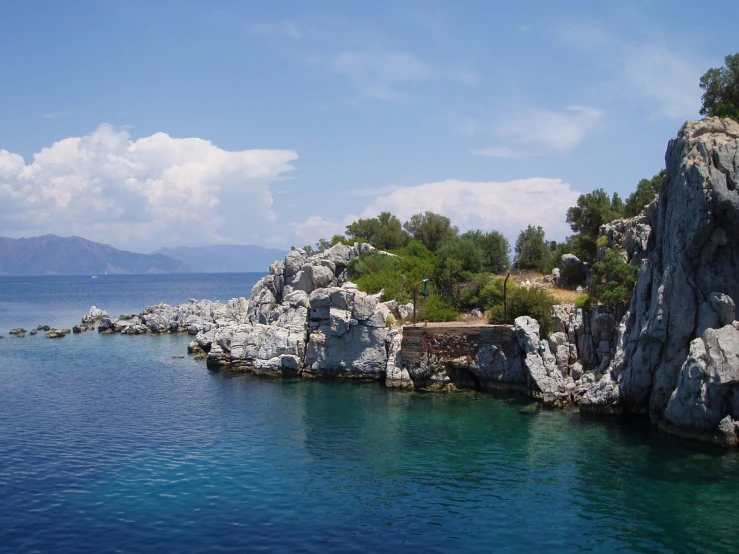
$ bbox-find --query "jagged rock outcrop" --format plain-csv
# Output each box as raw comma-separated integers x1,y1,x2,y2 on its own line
82,306,108,324
586,117,739,443
186,243,397,380
94,298,249,336
598,200,657,265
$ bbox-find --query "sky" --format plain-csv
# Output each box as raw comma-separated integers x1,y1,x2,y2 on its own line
0,0,736,253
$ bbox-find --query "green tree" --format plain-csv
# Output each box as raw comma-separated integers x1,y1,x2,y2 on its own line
514,225,551,272
566,189,624,263
623,170,666,217
460,230,511,274
589,249,638,308
403,211,458,251
346,240,437,303
345,212,409,250
700,53,739,122
433,238,483,303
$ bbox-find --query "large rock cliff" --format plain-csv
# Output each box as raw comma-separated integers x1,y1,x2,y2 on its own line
586,117,739,443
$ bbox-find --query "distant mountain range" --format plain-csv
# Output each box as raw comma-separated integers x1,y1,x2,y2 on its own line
0,235,287,275
154,245,287,273
0,235,197,275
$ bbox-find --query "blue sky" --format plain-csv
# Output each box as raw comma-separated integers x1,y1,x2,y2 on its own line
0,0,736,252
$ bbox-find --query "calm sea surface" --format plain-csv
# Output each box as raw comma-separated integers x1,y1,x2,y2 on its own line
1,274,738,553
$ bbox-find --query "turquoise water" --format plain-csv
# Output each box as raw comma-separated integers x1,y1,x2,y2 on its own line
1,275,738,553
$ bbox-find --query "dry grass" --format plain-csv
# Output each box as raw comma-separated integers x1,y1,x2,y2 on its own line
507,270,581,306
548,287,581,305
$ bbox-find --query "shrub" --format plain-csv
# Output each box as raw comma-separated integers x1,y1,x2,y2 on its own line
420,295,458,322
458,273,495,310
485,284,556,336
478,276,515,309
346,252,404,300
589,249,638,308
575,293,591,309
595,235,609,249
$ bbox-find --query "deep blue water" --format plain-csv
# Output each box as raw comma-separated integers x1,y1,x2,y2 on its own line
1,274,739,553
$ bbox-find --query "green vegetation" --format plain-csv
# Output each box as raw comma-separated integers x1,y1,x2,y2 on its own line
575,293,590,310
589,250,639,308
311,55,739,326
346,240,437,303
544,239,573,274
402,211,459,251
700,53,739,122
623,170,665,217
514,225,551,272
419,295,459,322
566,189,624,263
484,279,556,336
345,212,409,250
460,230,510,274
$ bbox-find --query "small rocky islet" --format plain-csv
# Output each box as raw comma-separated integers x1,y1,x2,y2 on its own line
45,117,739,447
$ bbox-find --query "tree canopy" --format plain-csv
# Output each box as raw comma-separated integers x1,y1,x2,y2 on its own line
700,53,739,122
623,170,665,217
345,212,409,250
403,211,459,252
566,189,624,263
459,230,511,274
514,225,551,272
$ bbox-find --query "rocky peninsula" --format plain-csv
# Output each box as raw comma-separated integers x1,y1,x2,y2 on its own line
81,118,739,446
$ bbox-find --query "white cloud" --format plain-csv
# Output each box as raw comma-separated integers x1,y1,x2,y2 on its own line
497,105,604,151
0,124,297,250
621,43,702,119
473,105,604,158
555,21,703,120
292,178,580,246
330,49,475,102
289,215,354,246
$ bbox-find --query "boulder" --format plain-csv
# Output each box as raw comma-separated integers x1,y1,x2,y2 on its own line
663,324,739,442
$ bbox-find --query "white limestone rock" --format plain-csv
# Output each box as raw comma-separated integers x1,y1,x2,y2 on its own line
385,330,413,388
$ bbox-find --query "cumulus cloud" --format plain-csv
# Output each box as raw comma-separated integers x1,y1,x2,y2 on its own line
292,178,580,246
0,124,297,250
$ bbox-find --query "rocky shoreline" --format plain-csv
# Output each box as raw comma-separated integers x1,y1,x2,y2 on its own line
29,117,739,447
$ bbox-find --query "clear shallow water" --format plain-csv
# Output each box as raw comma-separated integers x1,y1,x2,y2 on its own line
1,275,739,553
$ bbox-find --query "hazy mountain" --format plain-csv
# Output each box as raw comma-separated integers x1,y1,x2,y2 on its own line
154,245,287,273
0,235,196,275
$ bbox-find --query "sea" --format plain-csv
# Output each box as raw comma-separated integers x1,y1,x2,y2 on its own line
1,273,738,553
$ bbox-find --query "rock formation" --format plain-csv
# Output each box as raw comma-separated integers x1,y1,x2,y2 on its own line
74,118,739,445
189,243,399,381
580,117,739,444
